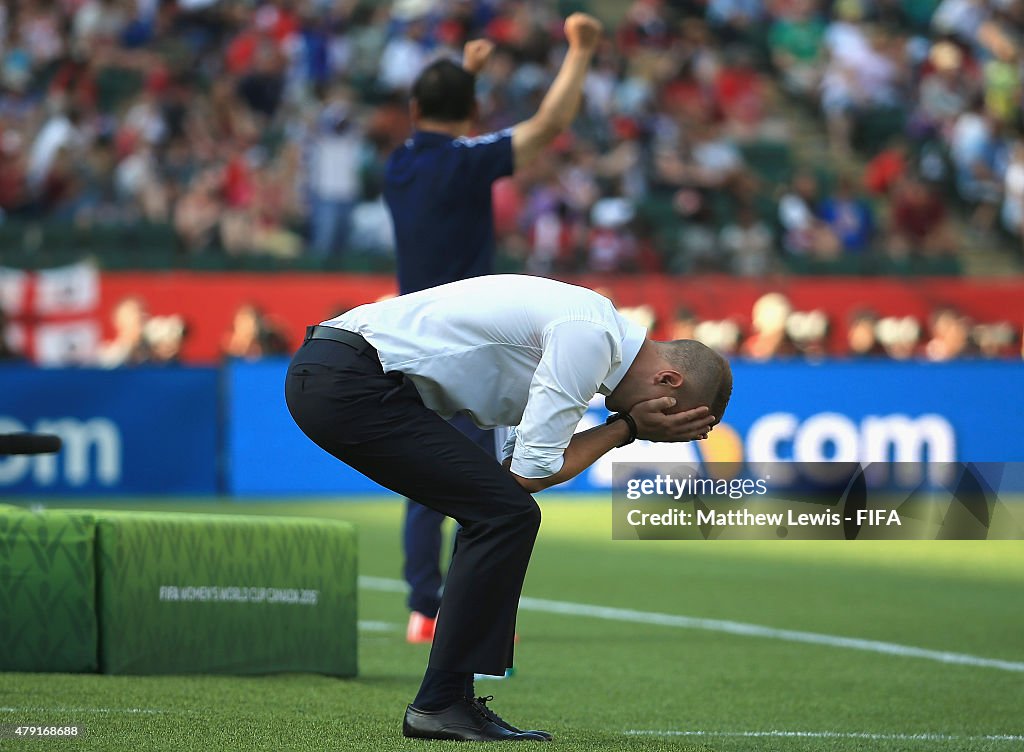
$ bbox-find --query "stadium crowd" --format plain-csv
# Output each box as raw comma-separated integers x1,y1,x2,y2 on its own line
1,0,1023,272
769,0,1024,251
88,296,290,365
665,292,1021,359
0,290,1005,365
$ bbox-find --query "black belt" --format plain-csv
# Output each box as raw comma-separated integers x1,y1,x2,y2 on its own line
305,325,375,356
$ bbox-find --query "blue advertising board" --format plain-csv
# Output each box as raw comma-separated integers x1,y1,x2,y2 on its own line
0,366,219,495
226,359,389,495
226,360,1024,495
566,360,1024,491
9,360,1020,498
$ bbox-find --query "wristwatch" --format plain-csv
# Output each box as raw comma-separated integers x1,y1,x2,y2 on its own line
605,412,638,447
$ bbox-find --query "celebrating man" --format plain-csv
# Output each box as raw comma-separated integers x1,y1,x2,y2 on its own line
386,14,605,644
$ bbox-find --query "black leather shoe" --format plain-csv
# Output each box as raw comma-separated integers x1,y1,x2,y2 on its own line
475,695,553,741
403,698,547,741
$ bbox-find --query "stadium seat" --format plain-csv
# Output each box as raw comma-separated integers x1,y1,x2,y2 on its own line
183,250,232,270
783,255,870,275
853,107,907,156
879,255,964,277
236,255,287,272
96,67,144,113
0,223,30,265
289,255,329,272
739,141,794,185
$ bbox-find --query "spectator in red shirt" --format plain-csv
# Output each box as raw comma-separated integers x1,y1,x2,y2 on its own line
0,132,29,215
617,0,673,53
222,152,255,208
714,48,766,140
48,53,98,113
863,137,908,197
887,174,959,257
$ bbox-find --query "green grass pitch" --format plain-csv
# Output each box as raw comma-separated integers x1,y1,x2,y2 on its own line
1,496,1022,751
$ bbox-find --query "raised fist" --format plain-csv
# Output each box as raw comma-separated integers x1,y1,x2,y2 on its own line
564,13,603,53
462,39,496,75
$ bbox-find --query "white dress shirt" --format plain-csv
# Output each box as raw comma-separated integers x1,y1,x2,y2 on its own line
322,275,646,479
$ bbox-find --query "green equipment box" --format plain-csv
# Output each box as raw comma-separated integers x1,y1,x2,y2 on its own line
93,511,357,677
0,507,98,673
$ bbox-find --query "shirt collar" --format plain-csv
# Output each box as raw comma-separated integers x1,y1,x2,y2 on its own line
412,130,456,147
601,321,646,394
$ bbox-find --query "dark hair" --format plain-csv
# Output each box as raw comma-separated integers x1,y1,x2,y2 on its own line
412,59,476,123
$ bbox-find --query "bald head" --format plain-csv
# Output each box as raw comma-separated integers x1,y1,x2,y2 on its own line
605,337,734,421
657,339,733,424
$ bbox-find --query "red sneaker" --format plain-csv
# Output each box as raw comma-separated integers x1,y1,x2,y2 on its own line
406,611,436,644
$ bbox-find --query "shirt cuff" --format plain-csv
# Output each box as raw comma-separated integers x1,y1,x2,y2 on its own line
510,447,565,479
501,427,517,462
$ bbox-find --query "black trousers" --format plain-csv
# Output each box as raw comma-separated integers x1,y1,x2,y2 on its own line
404,415,495,619
284,335,541,675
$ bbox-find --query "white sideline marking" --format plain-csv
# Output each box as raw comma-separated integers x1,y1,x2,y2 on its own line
358,576,1024,673
626,729,1024,743
358,620,399,632
360,576,408,593
0,707,169,715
